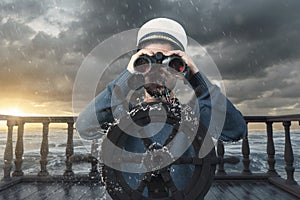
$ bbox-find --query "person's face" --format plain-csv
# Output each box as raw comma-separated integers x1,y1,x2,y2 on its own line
142,43,177,97
143,42,174,54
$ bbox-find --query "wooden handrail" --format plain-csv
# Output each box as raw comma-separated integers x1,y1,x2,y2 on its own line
245,114,300,122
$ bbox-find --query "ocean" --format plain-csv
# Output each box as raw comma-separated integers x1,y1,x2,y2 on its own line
0,126,299,182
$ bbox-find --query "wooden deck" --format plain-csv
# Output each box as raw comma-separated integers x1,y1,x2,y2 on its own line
0,180,298,200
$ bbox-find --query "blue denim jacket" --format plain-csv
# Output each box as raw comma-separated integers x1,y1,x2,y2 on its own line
75,70,247,194
76,70,247,141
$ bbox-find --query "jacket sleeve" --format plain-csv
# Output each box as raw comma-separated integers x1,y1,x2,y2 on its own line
189,72,247,142
76,69,247,142
75,70,132,140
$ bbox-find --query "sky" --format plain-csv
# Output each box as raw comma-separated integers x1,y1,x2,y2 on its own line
0,0,299,116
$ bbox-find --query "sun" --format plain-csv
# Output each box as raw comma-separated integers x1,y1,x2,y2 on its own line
0,107,26,116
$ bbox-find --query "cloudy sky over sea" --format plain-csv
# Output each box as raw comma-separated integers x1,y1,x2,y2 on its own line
0,0,299,116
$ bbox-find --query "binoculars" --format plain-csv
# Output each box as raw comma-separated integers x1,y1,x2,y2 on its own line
133,52,190,78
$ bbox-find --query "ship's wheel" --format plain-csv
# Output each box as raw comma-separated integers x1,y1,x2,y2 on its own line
101,101,217,200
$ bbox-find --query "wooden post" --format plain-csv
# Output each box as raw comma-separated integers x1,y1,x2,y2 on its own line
266,122,278,176
89,139,100,178
3,120,14,180
12,120,24,176
282,121,297,184
242,124,251,174
216,140,226,175
91,139,99,158
38,121,49,176
64,121,74,177
89,156,99,179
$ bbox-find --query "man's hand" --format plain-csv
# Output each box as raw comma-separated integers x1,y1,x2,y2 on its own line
127,49,154,73
164,50,199,76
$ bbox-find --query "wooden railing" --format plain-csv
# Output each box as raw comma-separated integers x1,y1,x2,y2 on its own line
211,114,300,198
0,116,81,181
0,114,299,197
244,114,299,183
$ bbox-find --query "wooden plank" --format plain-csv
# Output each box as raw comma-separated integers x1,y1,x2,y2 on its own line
0,181,298,200
0,183,39,199
204,190,217,200
230,181,265,200
79,184,112,200
22,182,62,200
43,183,90,199
206,182,239,200
211,181,299,200
253,181,299,200
217,182,242,200
269,176,300,198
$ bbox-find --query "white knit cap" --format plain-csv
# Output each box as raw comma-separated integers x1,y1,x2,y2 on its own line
137,18,188,51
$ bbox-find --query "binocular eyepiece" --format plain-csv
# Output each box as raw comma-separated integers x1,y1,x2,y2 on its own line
133,52,190,77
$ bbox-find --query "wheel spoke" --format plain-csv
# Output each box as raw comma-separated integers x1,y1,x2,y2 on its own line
138,129,154,149
137,172,151,192
163,123,180,146
160,170,184,200
120,155,143,164
173,157,203,165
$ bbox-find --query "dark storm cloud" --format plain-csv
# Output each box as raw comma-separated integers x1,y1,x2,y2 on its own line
0,19,34,41
0,0,299,115
0,1,84,105
226,62,300,102
76,0,300,80
239,96,299,116
168,0,300,79
76,0,300,115
0,0,49,21
225,61,300,116
13,0,295,82
0,30,81,104
65,0,172,55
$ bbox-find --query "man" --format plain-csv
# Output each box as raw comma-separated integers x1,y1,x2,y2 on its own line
76,18,247,197
76,17,246,141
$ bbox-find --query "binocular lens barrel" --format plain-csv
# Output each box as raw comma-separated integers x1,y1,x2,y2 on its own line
168,58,185,73
133,53,187,74
133,56,151,73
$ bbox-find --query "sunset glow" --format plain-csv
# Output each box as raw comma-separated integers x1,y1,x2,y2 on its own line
0,0,299,118
0,107,28,116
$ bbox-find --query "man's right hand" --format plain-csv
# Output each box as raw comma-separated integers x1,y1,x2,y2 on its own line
127,49,154,73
